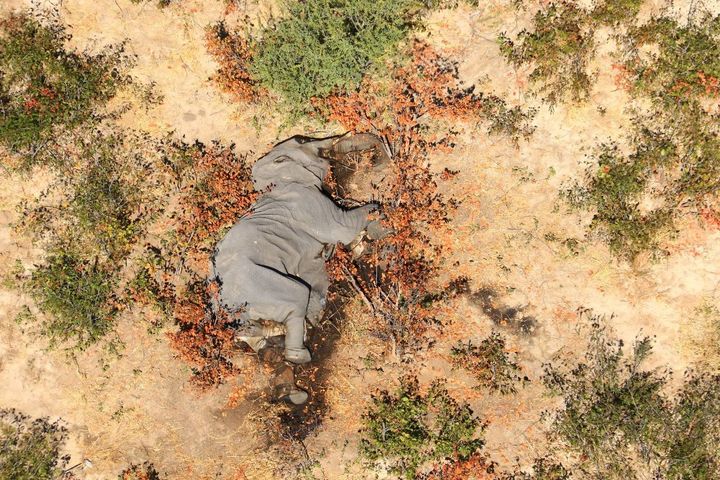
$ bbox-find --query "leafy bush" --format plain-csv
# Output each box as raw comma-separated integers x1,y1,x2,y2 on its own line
499,2,596,105
498,0,644,105
664,373,720,479
590,0,644,27
563,135,675,260
542,311,720,479
0,12,131,168
0,409,69,480
501,458,570,480
622,13,720,103
361,376,486,479
562,9,720,260
25,249,120,351
250,0,427,112
450,332,528,394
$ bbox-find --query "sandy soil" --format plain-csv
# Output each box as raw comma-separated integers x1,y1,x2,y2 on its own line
1,0,719,478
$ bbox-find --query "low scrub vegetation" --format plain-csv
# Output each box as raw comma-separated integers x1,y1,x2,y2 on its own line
503,2,720,260
13,129,169,352
499,1,595,105
360,376,486,479
0,409,70,480
566,15,720,259
0,11,132,169
498,0,644,105
25,249,121,351
450,332,528,394
250,0,427,113
543,311,720,479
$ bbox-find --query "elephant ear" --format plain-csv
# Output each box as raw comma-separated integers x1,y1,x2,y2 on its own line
252,154,326,190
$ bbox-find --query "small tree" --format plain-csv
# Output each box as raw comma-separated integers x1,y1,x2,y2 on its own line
450,332,528,394
0,11,132,168
0,409,70,480
360,376,486,479
543,312,720,479
251,0,427,113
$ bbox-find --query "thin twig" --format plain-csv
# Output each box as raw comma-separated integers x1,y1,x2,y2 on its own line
340,264,376,315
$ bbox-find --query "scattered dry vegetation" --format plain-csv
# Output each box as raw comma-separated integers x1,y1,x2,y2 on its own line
321,41,534,350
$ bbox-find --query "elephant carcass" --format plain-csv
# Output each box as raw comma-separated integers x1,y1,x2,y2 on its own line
211,134,387,367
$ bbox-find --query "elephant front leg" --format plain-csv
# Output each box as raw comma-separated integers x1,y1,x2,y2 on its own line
284,316,311,364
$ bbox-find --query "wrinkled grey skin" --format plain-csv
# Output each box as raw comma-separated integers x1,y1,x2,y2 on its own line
211,135,385,370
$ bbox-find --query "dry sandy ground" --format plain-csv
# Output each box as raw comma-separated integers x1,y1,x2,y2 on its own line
1,0,719,479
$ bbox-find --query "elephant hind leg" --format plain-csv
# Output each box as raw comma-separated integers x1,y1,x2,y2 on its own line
284,316,311,364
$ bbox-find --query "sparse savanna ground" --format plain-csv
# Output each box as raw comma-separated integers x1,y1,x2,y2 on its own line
1,0,719,479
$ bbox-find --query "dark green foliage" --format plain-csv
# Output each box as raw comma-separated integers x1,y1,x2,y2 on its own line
15,129,170,351
590,0,644,27
19,130,164,259
543,318,668,478
0,12,131,168
563,135,675,260
498,2,595,105
623,13,720,103
542,312,720,479
251,0,427,112
558,10,720,260
450,332,528,394
502,457,571,480
498,0,644,105
565,103,720,260
0,409,69,480
360,376,485,479
663,372,720,479
478,94,537,142
25,249,119,351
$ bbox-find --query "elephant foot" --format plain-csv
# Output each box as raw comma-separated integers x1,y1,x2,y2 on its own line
284,346,311,364
275,384,309,405
287,388,309,405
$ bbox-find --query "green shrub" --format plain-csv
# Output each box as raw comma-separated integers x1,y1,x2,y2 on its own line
498,0,644,105
450,332,528,394
0,12,132,168
477,94,537,142
0,409,69,480
12,129,171,351
251,0,427,113
25,249,120,351
19,129,165,259
360,376,485,479
665,373,720,479
563,135,675,260
502,457,571,480
564,98,720,260
542,312,720,479
590,0,644,26
623,13,720,103
498,2,596,105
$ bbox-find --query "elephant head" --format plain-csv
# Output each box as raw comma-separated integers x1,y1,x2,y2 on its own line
251,134,391,191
